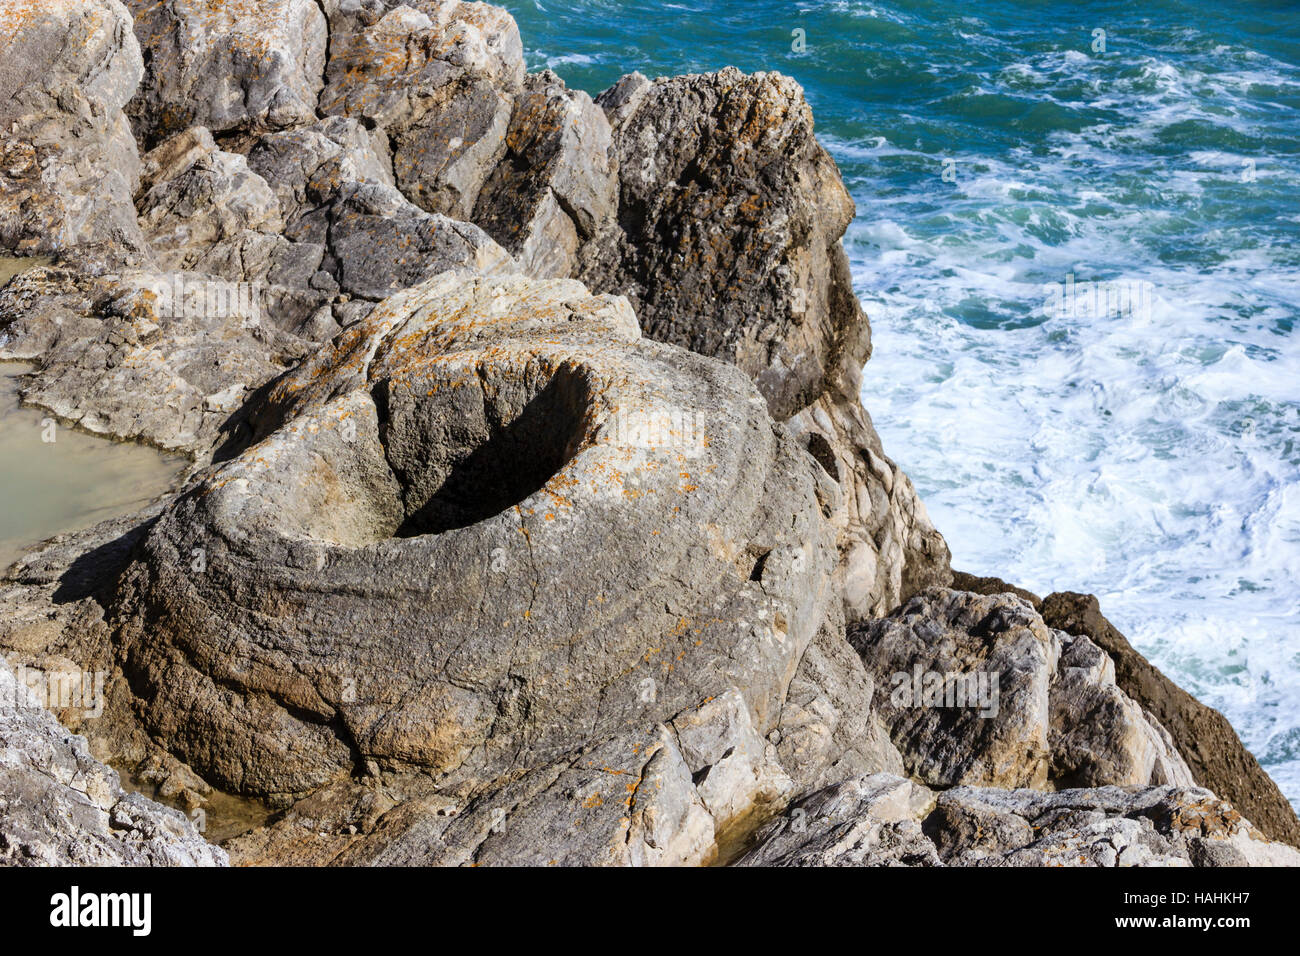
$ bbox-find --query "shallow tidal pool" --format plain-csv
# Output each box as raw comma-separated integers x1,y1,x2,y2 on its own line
1,259,186,572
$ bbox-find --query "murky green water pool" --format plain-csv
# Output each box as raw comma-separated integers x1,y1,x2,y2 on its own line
1,258,186,572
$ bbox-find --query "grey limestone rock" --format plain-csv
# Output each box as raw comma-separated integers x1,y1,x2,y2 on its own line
107,272,838,801
0,655,226,866
850,588,1195,791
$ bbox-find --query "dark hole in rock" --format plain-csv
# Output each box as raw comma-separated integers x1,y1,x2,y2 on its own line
749,550,771,582
806,431,840,483
379,363,592,537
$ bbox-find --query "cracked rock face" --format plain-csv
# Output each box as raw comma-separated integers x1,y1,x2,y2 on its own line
471,70,616,279
108,273,838,799
850,589,1195,791
125,0,329,146
0,0,150,268
739,772,1300,867
322,4,612,281
0,656,226,866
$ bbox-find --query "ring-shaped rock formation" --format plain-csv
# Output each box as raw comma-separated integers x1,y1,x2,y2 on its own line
109,273,839,798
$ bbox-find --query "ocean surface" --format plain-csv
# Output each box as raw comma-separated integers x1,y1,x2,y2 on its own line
501,0,1300,807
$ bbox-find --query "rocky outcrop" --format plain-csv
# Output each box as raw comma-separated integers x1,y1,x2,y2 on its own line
581,68,860,422
581,67,950,621
0,0,151,268
248,117,516,303
321,4,613,281
0,0,1293,870
107,272,837,800
851,589,1194,791
0,266,314,455
1042,590,1300,848
0,655,225,866
952,574,1300,849
739,772,1300,867
125,0,328,146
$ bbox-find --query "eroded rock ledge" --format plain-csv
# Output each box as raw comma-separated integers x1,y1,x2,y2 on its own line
0,0,1295,866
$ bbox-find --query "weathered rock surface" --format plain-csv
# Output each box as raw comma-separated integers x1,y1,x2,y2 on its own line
226,687,794,866
0,0,151,268
1,0,1293,870
0,655,225,866
472,71,616,279
1042,590,1300,849
739,772,1300,867
108,272,837,801
850,589,1194,791
582,67,950,620
125,0,328,145
0,266,313,455
135,126,325,298
247,118,516,302
774,613,905,794
582,67,860,422
951,574,1300,849
320,1,524,218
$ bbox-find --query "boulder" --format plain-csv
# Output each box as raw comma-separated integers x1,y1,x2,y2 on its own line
125,0,329,145
582,68,859,421
0,655,225,866
736,773,940,867
850,588,1194,790
739,772,1300,867
0,0,150,268
107,272,838,801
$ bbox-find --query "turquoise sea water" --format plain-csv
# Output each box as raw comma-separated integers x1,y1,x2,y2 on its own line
501,0,1300,807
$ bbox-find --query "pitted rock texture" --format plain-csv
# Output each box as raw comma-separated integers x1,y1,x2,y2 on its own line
125,0,328,146
850,589,1194,791
0,0,150,268
108,272,838,799
582,67,862,422
739,773,1300,867
0,656,226,866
